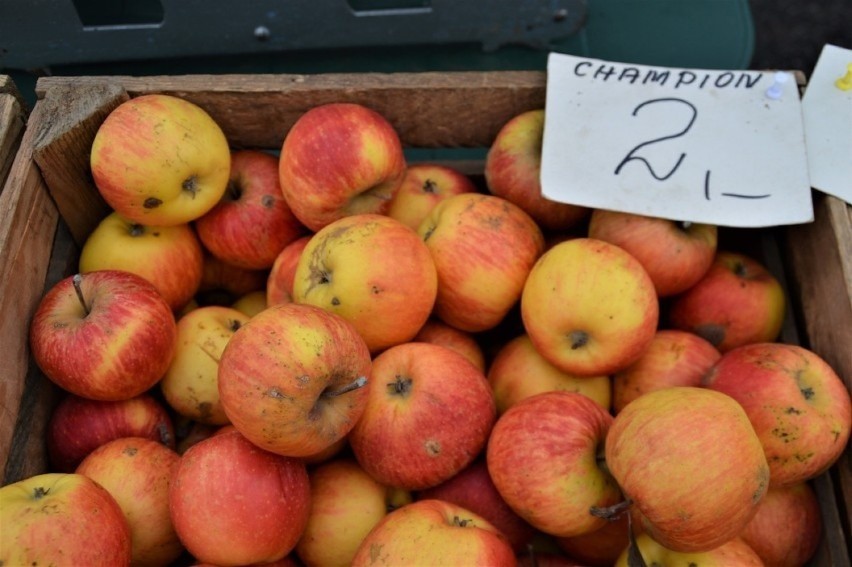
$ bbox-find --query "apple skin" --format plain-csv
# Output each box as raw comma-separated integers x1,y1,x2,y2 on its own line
668,251,785,352
387,163,478,230
295,458,394,567
293,213,438,353
417,192,545,332
267,235,311,306
702,342,852,487
46,393,175,472
169,429,311,566
349,342,496,491
218,302,372,458
555,512,629,567
198,252,269,305
605,386,770,552
487,333,612,414
484,109,589,231
611,329,720,414
738,482,822,567
79,212,204,311
161,305,251,425
196,149,307,270
90,93,231,227
487,391,622,538
351,499,517,567
279,102,406,232
521,238,659,376
76,437,184,567
417,459,537,552
412,318,486,372
231,290,268,317
0,473,132,566
614,533,764,566
587,210,718,297
29,270,178,401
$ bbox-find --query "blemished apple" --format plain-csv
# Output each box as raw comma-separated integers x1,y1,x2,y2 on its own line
668,251,785,352
417,459,537,552
604,387,770,552
0,473,131,566
29,270,177,401
218,302,372,458
555,512,629,567
412,318,487,372
161,305,250,425
417,192,545,332
739,482,822,567
279,102,406,232
195,149,307,270
267,235,311,306
484,109,589,231
46,393,175,472
487,333,612,414
387,163,478,230
587,210,718,297
295,458,394,567
90,93,231,227
169,428,311,566
76,437,183,567
231,289,267,317
292,213,437,353
487,391,622,538
614,533,764,566
350,499,517,567
349,342,496,491
702,342,852,487
611,329,720,414
521,238,659,376
79,211,204,311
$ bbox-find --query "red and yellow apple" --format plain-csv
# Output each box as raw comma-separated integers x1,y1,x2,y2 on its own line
267,235,311,306
412,318,486,372
387,163,478,230
231,289,268,317
614,533,763,566
198,252,269,305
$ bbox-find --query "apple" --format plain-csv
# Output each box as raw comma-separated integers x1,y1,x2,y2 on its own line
0,473,131,566
78,211,204,311
587,210,718,297
521,238,659,376
29,270,177,401
487,333,612,414
516,551,584,566
90,93,231,227
484,109,589,231
739,482,822,567
196,149,307,270
555,512,629,567
198,252,269,305
292,213,437,353
604,386,770,552
412,317,486,372
231,289,268,317
611,329,720,413
169,428,311,566
614,533,764,566
350,499,517,566
267,235,311,306
47,393,175,472
702,342,852,487
387,163,478,230
417,192,545,332
161,305,251,425
279,102,406,231
668,251,786,352
218,302,372,457
487,391,622,538
295,458,394,566
76,437,183,566
174,419,220,455
349,342,496,490
417,459,537,552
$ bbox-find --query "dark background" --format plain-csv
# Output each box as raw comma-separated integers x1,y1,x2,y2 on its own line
748,0,851,74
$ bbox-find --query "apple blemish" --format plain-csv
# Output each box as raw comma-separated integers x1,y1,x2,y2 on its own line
182,175,199,198
568,330,589,350
143,196,163,209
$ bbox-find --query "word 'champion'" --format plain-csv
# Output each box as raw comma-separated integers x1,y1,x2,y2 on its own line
574,61,764,89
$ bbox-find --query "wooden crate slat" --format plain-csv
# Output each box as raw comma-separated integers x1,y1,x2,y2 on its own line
0,94,26,194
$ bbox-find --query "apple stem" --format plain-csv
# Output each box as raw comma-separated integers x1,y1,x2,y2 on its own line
589,498,633,521
32,486,50,499
679,221,692,230
323,376,367,398
72,274,90,316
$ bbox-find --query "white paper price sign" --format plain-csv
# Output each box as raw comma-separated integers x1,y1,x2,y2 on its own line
541,53,814,227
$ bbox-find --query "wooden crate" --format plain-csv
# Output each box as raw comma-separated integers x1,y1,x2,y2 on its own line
0,72,849,565
0,75,27,193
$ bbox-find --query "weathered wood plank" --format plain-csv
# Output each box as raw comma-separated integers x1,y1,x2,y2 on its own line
0,95,26,195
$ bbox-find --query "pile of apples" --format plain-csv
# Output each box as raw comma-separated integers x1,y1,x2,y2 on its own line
1,93,850,567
